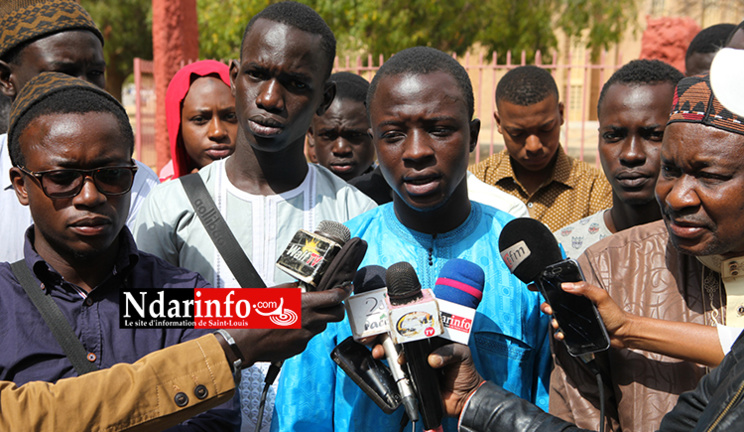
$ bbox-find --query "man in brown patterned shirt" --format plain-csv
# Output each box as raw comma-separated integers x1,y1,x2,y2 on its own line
470,66,612,232
551,73,744,432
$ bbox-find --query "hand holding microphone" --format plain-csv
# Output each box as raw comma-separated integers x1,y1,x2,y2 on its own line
498,217,610,357
271,219,367,355
263,220,367,378
222,284,353,367
229,223,367,368
341,265,420,421
276,220,357,292
252,221,367,432
426,342,483,418
348,259,485,429
386,262,445,431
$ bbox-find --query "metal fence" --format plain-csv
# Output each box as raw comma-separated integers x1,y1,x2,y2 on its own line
130,50,624,169
130,58,157,167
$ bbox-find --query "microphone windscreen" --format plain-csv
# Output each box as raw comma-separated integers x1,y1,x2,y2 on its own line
498,217,562,284
434,259,484,309
353,265,387,294
386,262,421,304
316,220,351,244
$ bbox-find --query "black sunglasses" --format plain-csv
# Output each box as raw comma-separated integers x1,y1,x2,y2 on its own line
18,164,138,199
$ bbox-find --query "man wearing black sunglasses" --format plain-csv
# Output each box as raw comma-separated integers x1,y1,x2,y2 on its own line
2,72,242,431
16,165,138,200
0,0,160,263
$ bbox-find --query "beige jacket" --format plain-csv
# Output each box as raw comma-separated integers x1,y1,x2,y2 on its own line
0,335,235,432
549,220,717,431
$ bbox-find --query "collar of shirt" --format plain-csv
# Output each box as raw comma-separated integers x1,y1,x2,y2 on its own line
21,226,140,296
381,200,482,247
491,146,577,192
698,254,744,327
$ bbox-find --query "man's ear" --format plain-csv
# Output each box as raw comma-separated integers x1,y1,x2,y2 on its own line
494,110,503,134
317,81,336,116
469,118,481,153
229,59,240,98
558,101,565,126
368,127,381,156
306,124,316,146
9,167,29,206
0,60,17,99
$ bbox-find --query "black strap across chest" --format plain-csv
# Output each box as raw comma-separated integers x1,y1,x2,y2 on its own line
10,260,98,375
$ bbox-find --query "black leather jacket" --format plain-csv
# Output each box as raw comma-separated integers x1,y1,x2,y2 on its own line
460,333,744,432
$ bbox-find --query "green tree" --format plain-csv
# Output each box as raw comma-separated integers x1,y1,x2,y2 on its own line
197,0,485,61
81,0,153,101
557,0,640,59
477,0,558,63
337,0,483,56
196,0,265,61
196,0,639,65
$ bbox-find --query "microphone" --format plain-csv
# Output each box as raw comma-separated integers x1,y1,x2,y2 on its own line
347,265,390,340
497,217,610,358
276,220,351,291
420,258,485,374
271,220,351,379
331,336,402,414
497,217,562,284
386,262,444,431
347,265,419,423
433,259,484,345
261,220,353,432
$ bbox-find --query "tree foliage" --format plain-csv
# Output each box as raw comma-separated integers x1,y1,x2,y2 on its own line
81,0,153,100
196,0,266,61
557,0,640,57
477,0,557,62
196,0,639,64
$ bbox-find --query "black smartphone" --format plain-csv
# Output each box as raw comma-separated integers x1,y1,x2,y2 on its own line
331,337,402,414
536,259,611,357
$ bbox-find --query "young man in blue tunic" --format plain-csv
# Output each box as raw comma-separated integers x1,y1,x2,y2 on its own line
273,46,551,431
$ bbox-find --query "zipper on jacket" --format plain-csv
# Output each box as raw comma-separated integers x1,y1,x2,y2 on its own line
705,378,744,431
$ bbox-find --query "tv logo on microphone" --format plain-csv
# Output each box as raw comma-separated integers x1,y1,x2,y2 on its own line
119,288,301,329
284,238,324,267
276,229,343,286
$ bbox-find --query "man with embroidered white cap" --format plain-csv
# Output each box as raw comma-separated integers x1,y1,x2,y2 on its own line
408,45,744,432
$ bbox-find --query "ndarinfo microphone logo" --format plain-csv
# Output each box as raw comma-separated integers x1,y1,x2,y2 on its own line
119,288,301,329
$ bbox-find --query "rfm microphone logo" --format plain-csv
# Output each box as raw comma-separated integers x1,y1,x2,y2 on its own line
501,240,531,272
119,288,301,329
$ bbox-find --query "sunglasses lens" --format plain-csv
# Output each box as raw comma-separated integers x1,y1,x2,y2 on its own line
42,171,84,198
94,168,135,195
38,167,135,199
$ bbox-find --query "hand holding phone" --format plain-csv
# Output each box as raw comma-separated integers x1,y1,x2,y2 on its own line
536,259,610,357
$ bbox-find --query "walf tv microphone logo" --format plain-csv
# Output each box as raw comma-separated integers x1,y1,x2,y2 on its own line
119,288,301,329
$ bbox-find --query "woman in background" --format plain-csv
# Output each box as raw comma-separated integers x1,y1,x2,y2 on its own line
160,60,238,181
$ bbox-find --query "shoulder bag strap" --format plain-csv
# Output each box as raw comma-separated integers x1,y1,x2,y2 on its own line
10,260,98,375
180,173,266,288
